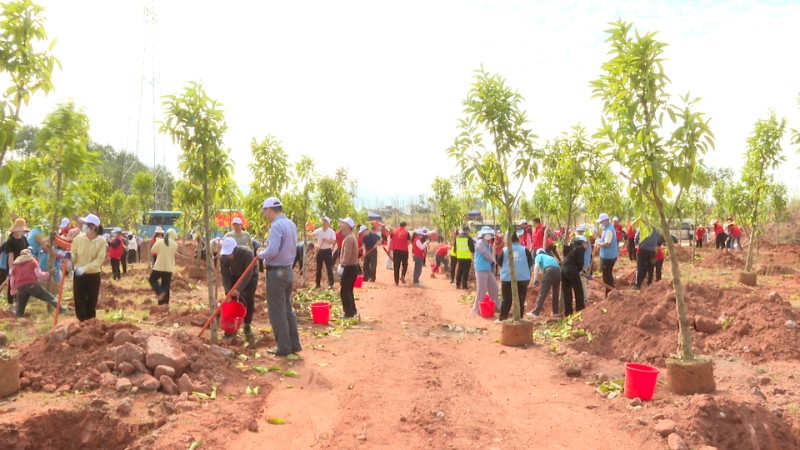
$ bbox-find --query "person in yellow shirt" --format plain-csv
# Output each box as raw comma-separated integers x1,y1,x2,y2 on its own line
150,228,178,305
69,214,108,321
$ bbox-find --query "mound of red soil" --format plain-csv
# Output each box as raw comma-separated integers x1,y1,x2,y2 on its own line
680,395,800,449
569,281,800,365
18,319,241,393
759,244,800,267
695,251,745,269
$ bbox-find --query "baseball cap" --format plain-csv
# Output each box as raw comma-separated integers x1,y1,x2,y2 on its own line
322,216,331,223
60,218,70,228
576,225,586,232
575,235,588,242
613,216,619,222
339,218,355,229
79,214,100,227
358,225,368,233
596,213,610,223
232,217,243,225
112,227,122,233
220,237,237,256
262,197,282,209
519,219,528,225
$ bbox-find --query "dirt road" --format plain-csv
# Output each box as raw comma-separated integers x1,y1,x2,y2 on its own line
229,256,660,449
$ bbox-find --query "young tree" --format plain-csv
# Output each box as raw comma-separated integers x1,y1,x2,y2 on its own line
448,67,538,327
0,0,59,176
539,125,595,231
740,113,786,273
161,82,233,343
246,135,290,234
429,176,462,236
36,102,95,286
582,163,627,224
129,170,155,231
766,182,788,246
680,163,713,259
592,22,714,366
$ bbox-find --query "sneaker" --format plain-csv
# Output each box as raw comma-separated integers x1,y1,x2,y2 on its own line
244,326,254,341
494,319,502,324
526,311,539,319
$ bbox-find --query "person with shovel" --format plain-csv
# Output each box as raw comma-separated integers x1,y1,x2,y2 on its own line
561,235,588,316
596,213,618,297
10,249,69,318
257,197,302,356
220,237,258,340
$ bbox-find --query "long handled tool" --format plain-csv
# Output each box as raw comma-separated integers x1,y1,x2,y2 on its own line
580,272,616,292
197,256,260,338
53,258,69,327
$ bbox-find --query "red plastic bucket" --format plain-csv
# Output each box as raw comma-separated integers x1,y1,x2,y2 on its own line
311,302,331,325
624,363,660,400
354,275,364,288
480,300,495,318
219,301,247,334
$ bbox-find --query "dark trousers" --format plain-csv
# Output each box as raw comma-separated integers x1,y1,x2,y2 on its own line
533,266,561,316
110,258,122,280
149,270,173,304
434,255,449,274
363,250,378,282
266,267,301,355
393,250,409,285
456,259,472,289
0,269,10,305
450,256,458,282
600,258,616,296
294,246,304,271
121,254,127,274
627,238,636,261
332,249,341,265
635,248,656,288
561,269,585,316
655,260,663,281
340,265,359,317
128,249,137,264
74,273,101,321
696,238,703,248
315,248,334,288
15,282,58,317
412,256,425,283
716,233,727,249
500,280,529,321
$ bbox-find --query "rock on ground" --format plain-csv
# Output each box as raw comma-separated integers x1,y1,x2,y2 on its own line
636,313,656,329
128,373,161,391
113,330,135,346
667,433,688,450
115,377,133,392
160,375,179,395
113,342,145,365
654,419,677,437
694,316,719,334
178,373,195,394
145,336,189,374
154,365,176,379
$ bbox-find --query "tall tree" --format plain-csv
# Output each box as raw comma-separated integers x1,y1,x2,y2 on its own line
429,176,462,237
0,0,59,176
161,82,233,343
36,101,95,286
448,67,538,326
246,135,289,234
591,22,714,363
740,112,786,273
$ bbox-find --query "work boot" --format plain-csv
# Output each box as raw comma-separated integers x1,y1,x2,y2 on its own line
244,325,254,342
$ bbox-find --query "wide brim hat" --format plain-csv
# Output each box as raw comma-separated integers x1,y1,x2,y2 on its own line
154,226,165,234
13,248,35,265
8,218,30,233
477,226,494,237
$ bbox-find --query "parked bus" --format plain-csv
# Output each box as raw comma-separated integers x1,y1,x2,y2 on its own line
138,210,182,237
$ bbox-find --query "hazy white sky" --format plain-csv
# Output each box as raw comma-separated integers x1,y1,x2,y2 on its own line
20,0,800,207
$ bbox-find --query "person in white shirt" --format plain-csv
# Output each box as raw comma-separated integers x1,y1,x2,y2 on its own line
313,217,337,289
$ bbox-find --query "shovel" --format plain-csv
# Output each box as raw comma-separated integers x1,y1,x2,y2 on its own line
53,258,69,327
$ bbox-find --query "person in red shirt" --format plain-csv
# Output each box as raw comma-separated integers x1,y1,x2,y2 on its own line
695,225,706,248
389,222,410,286
713,220,726,250
517,220,532,249
107,228,126,281
433,244,451,277
728,221,742,252
626,219,636,261
613,217,624,243
531,218,545,252
655,242,665,282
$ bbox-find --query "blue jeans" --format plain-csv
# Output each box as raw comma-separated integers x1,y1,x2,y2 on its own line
730,236,741,250
266,267,301,354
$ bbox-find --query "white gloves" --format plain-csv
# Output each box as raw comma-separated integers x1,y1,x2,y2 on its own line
257,249,268,260
74,266,87,276
337,265,344,276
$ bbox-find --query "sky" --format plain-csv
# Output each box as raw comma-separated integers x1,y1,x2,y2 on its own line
18,0,800,209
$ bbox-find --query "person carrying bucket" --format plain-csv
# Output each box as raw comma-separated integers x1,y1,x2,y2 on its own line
337,218,359,319
472,226,499,315
220,237,259,341
257,197,302,356
432,243,451,278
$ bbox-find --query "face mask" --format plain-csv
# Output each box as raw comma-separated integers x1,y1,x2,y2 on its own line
82,224,90,233
483,234,493,242
516,230,524,237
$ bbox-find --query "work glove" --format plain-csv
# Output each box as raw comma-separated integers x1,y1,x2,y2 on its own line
74,266,86,276
256,249,268,260
337,264,344,276
534,280,540,287
64,251,72,260
57,250,65,259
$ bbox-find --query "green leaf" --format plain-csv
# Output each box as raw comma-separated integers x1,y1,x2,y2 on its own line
252,366,268,375
268,365,282,372
188,440,203,450
286,353,300,361
283,370,299,378
267,417,286,425
245,386,260,396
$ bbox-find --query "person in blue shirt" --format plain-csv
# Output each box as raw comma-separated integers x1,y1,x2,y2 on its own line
527,248,561,318
472,226,499,315
257,197,301,356
496,232,534,322
595,213,618,297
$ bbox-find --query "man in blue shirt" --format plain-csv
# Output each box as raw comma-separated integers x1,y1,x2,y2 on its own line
595,213,618,297
257,197,301,356
528,248,561,318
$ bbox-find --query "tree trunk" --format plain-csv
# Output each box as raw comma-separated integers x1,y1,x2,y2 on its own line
656,198,694,361
300,191,309,288
202,170,217,343
744,200,760,273
45,170,64,293
506,208,522,322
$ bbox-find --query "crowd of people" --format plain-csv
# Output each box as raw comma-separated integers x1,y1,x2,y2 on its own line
1,200,750,357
